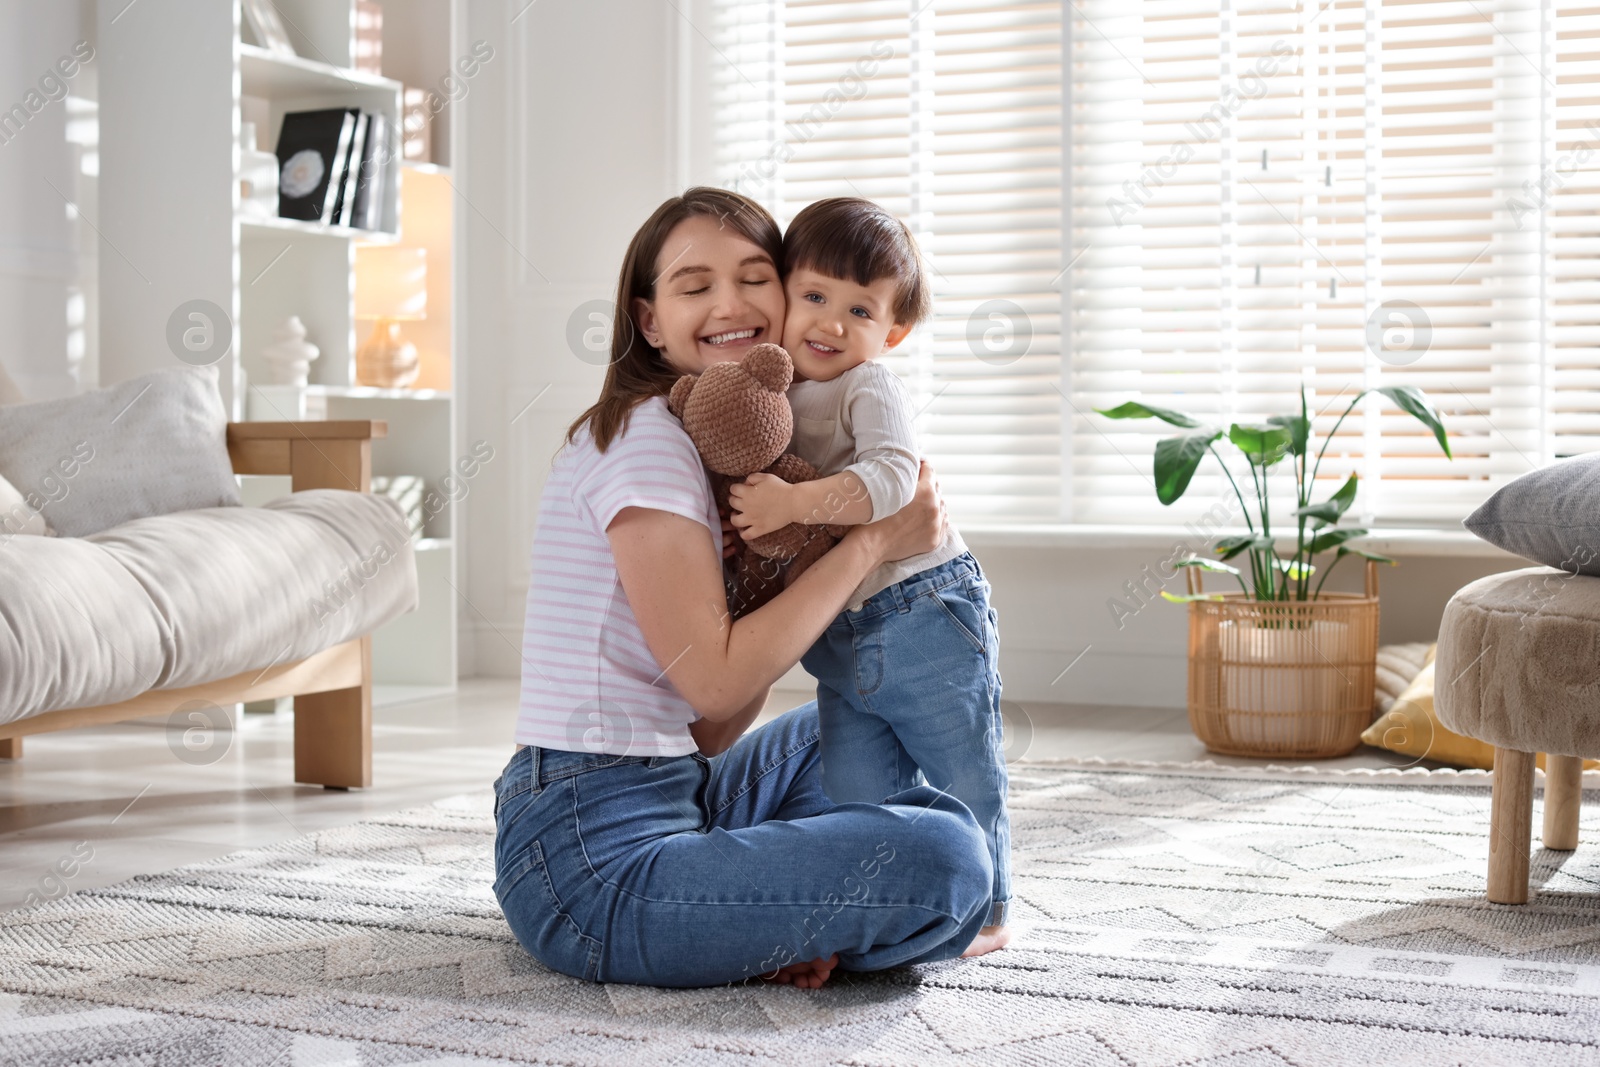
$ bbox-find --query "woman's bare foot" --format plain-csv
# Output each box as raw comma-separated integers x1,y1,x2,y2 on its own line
761,953,839,989
960,924,1011,959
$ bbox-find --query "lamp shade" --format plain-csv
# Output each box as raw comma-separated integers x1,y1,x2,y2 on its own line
356,246,427,321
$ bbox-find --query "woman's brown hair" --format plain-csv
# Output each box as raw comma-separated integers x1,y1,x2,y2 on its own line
566,187,782,452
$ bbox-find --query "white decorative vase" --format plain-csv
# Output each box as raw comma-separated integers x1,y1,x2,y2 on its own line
260,316,320,386
238,121,280,222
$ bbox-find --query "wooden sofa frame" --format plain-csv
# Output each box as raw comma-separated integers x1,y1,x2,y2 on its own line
0,420,387,790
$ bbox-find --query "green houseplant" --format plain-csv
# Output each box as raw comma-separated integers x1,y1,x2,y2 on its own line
1097,385,1451,600
1096,386,1452,758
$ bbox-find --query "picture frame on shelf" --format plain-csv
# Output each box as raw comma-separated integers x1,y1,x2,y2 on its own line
242,0,296,57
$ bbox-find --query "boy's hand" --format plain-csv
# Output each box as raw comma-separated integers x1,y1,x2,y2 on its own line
728,473,796,540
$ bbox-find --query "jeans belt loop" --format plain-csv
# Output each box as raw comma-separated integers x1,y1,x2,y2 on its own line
528,745,542,793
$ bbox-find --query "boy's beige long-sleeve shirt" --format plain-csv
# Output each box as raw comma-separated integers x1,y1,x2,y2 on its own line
786,360,967,611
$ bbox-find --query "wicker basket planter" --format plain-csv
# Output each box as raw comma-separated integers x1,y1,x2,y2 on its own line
1185,560,1380,758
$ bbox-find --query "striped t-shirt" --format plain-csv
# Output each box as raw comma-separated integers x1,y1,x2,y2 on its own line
516,396,720,755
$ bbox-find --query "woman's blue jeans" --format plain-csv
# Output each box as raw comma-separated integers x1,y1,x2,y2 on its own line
492,703,994,988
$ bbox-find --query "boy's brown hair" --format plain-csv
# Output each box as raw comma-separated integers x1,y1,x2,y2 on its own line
783,198,931,327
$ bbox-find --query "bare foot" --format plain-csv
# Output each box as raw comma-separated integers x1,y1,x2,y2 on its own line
960,924,1011,959
761,953,839,989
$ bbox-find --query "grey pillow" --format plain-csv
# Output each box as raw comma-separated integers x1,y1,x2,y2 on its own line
1463,453,1600,576
0,366,240,537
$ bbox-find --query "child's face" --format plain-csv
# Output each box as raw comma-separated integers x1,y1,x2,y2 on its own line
634,215,785,376
781,267,911,382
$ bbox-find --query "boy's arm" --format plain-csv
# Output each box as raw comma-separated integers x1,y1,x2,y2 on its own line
730,365,920,540
727,470,872,539
838,363,920,521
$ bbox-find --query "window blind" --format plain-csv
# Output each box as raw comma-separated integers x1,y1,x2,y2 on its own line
710,0,1599,526
712,0,1065,520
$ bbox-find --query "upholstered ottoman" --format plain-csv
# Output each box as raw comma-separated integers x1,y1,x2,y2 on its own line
1435,566,1600,903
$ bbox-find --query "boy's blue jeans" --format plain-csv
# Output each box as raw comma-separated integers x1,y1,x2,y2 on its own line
493,703,993,988
801,552,1012,927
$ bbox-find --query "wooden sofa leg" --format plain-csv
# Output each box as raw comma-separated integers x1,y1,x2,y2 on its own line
294,636,372,790
1489,747,1536,904
1543,754,1583,851
0,736,20,760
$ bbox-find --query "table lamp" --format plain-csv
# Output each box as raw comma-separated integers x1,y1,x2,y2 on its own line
355,246,427,388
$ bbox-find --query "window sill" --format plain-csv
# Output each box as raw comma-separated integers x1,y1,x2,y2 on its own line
960,523,1519,559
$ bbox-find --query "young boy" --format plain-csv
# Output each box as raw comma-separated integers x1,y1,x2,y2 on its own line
728,197,1011,944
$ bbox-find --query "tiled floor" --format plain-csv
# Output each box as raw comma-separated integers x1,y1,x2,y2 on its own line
0,679,1415,913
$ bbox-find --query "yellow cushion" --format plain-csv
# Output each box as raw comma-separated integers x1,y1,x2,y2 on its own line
1363,661,1600,770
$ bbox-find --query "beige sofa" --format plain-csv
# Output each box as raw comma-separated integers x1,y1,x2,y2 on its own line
0,420,416,790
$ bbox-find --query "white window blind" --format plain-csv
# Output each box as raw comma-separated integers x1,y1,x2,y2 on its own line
712,0,1064,520
709,0,1600,526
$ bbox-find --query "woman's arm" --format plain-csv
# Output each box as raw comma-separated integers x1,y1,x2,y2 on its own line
688,686,771,756
609,462,946,722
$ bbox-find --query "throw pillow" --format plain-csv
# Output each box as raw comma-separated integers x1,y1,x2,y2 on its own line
1374,641,1435,715
1464,453,1600,575
0,365,240,538
0,358,24,405
0,471,52,536
1362,662,1600,770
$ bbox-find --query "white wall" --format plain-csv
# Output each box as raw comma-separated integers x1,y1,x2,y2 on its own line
459,0,680,674
457,0,1531,708
0,0,96,401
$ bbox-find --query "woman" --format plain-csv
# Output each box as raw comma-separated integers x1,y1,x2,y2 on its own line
493,187,1004,989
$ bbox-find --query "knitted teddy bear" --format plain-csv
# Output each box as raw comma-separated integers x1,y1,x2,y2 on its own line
668,343,844,618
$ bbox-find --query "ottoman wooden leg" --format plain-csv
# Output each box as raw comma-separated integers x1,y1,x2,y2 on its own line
1542,754,1583,851
0,736,19,760
1489,747,1536,904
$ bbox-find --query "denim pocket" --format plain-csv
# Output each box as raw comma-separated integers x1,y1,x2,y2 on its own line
929,581,990,656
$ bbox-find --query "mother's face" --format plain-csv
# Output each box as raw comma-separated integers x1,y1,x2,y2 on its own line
633,215,787,376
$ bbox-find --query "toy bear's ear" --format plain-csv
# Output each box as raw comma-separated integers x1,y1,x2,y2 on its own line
667,374,696,419
743,343,793,394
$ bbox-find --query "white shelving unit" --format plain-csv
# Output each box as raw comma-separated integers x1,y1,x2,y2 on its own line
98,0,463,699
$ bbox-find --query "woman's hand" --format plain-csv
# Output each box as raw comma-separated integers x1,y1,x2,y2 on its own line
850,460,946,565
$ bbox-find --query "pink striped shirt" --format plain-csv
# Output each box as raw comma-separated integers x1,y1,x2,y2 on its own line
516,396,720,755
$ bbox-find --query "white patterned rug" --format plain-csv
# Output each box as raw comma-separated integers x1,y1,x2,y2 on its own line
3,764,1600,1066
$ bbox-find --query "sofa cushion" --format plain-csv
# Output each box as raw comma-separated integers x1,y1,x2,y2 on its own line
1434,566,1600,758
0,490,417,726
0,366,240,538
1463,453,1600,575
0,471,52,536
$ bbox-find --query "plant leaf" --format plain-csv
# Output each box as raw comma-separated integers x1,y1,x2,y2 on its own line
1160,590,1226,603
1153,430,1223,505
1095,400,1205,429
1375,385,1451,459
1266,413,1309,457
1272,557,1316,578
1337,545,1396,565
1292,473,1359,528
1213,533,1274,561
1308,527,1369,555
1173,556,1242,575
1228,423,1293,467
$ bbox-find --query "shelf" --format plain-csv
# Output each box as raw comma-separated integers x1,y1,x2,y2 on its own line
401,160,452,176
414,538,453,552
241,215,399,244
306,384,451,400
239,43,400,99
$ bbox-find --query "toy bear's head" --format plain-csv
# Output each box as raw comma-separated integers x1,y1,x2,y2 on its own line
667,343,794,476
